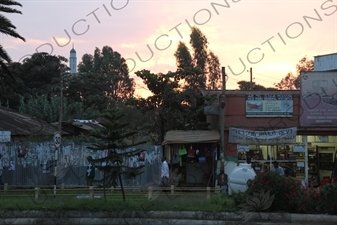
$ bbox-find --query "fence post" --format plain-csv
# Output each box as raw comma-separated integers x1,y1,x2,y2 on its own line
35,187,39,199
89,186,94,199
4,183,8,192
148,186,153,200
61,183,65,190
215,185,220,194
206,187,211,199
170,185,174,195
111,186,114,193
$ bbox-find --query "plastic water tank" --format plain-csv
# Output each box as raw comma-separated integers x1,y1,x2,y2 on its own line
228,163,256,195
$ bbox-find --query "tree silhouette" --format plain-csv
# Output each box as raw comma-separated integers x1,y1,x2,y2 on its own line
274,56,314,90
88,109,145,202
0,0,25,85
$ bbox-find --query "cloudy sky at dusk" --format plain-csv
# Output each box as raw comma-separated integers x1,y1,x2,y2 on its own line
2,0,337,97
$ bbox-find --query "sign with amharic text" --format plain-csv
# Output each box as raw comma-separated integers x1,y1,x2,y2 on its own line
229,127,297,145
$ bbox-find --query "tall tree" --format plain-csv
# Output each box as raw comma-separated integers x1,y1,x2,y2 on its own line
189,27,208,89
174,41,195,81
76,46,135,105
0,53,69,110
19,53,69,97
274,56,314,90
274,72,298,90
0,0,25,85
171,27,221,135
135,70,184,143
64,72,109,112
175,27,222,90
207,51,221,89
88,109,145,202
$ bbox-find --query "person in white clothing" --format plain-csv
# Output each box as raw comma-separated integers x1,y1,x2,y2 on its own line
271,161,285,176
161,156,169,187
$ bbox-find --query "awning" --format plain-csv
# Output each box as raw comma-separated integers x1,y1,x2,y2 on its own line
162,130,220,146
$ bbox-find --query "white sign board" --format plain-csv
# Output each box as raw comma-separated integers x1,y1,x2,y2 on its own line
237,145,249,152
0,131,11,142
297,161,305,167
293,144,306,153
54,132,61,148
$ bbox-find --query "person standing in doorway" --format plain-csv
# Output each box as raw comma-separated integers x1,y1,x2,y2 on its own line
86,156,95,186
271,161,285,176
161,156,169,187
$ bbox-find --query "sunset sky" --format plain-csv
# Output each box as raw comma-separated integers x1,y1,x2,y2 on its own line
2,0,337,98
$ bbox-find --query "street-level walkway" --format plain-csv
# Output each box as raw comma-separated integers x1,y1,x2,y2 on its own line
0,210,336,225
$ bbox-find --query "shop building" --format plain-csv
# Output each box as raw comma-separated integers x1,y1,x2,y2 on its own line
162,56,337,188
202,69,337,187
162,130,220,187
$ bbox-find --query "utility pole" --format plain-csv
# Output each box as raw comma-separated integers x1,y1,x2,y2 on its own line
58,74,63,132
249,67,253,90
220,67,227,171
54,73,63,197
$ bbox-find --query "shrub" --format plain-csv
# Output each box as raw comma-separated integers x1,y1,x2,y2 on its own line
246,171,303,212
319,183,337,215
231,191,247,207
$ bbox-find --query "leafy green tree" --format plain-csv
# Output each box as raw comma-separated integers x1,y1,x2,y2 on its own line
274,56,314,90
172,27,220,134
64,72,108,112
175,27,222,90
207,51,222,90
0,62,23,108
88,109,145,202
274,72,298,90
113,100,153,144
74,46,135,109
135,70,183,143
0,0,25,85
18,95,86,123
189,27,208,89
1,53,68,110
18,52,69,98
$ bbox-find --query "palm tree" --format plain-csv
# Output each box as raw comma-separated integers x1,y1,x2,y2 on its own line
0,0,25,82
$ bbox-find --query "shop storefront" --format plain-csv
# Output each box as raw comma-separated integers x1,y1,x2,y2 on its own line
202,72,337,187
234,134,337,187
162,130,220,187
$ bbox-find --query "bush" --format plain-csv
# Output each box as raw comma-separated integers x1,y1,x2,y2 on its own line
231,191,247,207
246,171,304,212
319,183,337,214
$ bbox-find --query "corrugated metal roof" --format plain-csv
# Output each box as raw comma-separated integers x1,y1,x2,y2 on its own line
0,106,58,136
162,130,220,146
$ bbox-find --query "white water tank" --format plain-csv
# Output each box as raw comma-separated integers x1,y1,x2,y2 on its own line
228,163,256,195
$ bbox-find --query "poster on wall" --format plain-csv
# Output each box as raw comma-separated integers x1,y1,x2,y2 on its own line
300,71,337,127
229,127,297,145
246,94,293,117
0,131,11,142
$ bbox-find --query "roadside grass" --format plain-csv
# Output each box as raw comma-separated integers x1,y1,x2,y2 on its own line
0,189,236,212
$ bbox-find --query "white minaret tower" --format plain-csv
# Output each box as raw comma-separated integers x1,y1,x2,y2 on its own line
69,44,77,73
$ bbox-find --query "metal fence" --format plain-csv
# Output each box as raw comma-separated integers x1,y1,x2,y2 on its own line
1,143,162,187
